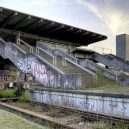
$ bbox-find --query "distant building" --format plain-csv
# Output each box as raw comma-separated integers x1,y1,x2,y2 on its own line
116,34,129,60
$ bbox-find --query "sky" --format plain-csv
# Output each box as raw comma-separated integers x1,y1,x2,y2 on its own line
0,0,129,54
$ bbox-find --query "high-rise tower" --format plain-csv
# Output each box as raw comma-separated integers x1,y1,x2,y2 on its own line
116,34,129,60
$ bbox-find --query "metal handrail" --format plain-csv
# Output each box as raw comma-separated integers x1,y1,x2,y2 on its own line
17,39,33,53
83,60,117,79
56,49,78,63
37,47,57,65
37,41,53,54
64,57,96,77
35,54,64,75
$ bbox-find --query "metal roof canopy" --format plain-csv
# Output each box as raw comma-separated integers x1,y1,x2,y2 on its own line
0,6,107,46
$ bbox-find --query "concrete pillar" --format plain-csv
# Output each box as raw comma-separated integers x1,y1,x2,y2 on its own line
16,31,20,45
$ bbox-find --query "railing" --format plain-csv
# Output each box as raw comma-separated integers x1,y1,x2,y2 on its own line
35,54,64,75
54,49,78,63
17,39,33,53
36,41,53,54
93,46,112,54
36,41,94,75
81,60,117,80
36,46,57,65
12,43,26,54
64,57,96,77
108,54,129,65
0,38,6,44
0,38,6,58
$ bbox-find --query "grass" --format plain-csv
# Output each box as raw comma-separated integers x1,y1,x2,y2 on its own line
19,91,30,102
79,73,129,93
85,82,129,93
0,109,49,129
0,89,16,98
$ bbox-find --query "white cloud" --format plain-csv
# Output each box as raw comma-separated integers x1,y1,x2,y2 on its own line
32,0,58,5
31,0,71,6
76,0,129,35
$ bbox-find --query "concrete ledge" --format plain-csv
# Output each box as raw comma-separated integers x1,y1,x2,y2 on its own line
31,87,129,99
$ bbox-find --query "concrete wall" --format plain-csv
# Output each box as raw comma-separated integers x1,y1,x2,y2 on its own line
94,53,129,73
30,89,129,118
80,60,117,80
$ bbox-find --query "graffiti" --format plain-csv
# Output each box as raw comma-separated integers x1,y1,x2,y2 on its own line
31,91,129,118
17,57,54,86
7,44,18,55
0,70,17,82
17,59,31,73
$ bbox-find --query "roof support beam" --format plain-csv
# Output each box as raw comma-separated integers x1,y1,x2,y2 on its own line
14,15,31,29
37,22,55,33
25,19,43,32
44,25,64,35
53,27,74,36
34,22,50,32
1,12,18,28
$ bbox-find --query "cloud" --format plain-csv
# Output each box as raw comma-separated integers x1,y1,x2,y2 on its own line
76,0,129,35
31,0,70,6
32,0,58,5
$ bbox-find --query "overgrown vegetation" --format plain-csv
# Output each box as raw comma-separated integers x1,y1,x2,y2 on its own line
0,89,16,98
0,88,30,101
19,91,30,102
79,70,121,91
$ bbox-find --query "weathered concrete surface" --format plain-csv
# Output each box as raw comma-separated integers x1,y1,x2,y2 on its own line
36,41,129,86
32,87,129,98
0,38,95,88
93,52,129,73
30,89,129,118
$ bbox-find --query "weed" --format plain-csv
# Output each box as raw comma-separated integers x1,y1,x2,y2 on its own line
19,91,30,102
0,89,16,98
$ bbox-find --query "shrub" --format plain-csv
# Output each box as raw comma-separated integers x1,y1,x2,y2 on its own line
0,89,16,98
19,91,30,102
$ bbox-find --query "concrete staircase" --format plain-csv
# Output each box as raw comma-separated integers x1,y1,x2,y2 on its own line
93,52,129,73
36,41,94,75
0,38,96,89
36,41,129,86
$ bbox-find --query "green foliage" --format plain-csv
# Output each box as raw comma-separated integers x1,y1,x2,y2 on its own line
19,91,30,102
0,89,16,98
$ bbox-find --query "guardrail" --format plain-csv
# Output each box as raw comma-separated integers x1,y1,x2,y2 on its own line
54,49,78,63
35,54,64,75
11,43,26,54
64,58,96,77
81,60,117,80
36,42,57,65
17,39,33,53
36,41,53,54
0,38,6,58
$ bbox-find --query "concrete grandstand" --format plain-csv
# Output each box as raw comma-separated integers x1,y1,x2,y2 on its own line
0,6,128,88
